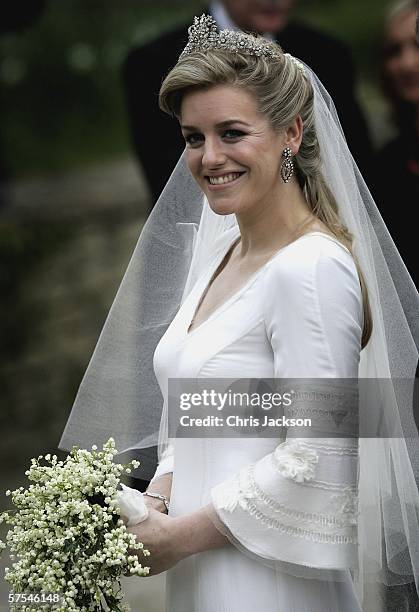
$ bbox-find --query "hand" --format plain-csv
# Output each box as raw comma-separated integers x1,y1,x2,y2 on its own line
127,508,185,576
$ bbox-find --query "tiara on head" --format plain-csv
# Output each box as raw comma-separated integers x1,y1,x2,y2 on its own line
179,14,281,60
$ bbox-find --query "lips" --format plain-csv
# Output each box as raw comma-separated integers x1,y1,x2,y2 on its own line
205,172,245,185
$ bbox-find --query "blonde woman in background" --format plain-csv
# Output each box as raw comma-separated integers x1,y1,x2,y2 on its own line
374,0,419,287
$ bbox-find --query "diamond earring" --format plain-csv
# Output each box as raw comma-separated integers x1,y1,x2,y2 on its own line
281,147,294,183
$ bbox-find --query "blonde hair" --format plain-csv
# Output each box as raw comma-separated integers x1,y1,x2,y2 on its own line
159,42,372,348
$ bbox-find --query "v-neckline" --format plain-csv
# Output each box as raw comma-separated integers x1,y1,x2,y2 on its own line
185,230,347,338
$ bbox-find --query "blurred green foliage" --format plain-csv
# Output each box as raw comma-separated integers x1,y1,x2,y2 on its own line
0,0,391,178
1,0,204,177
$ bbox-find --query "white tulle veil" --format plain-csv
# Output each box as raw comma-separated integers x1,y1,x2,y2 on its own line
59,35,419,607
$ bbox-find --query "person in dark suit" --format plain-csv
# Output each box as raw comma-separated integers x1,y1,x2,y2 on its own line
123,0,373,204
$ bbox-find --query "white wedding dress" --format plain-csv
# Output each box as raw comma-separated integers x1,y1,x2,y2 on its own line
151,231,363,612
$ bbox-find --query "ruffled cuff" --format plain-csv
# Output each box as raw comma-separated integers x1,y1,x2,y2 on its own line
210,440,358,571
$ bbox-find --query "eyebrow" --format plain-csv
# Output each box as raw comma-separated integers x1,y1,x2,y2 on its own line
181,119,251,131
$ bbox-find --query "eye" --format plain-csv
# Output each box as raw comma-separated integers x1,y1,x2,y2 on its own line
184,133,203,146
223,129,245,139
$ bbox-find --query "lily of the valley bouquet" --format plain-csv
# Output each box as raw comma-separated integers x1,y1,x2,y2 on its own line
0,438,151,612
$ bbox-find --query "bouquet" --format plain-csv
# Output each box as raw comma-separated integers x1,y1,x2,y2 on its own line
0,438,150,612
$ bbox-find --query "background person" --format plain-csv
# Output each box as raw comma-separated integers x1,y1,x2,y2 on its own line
374,8,419,610
373,0,418,287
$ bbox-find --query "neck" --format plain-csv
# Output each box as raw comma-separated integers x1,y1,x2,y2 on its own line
235,179,313,257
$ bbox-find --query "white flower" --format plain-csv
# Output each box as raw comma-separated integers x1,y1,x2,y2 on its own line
273,441,318,483
1,438,150,609
215,467,257,513
116,484,148,526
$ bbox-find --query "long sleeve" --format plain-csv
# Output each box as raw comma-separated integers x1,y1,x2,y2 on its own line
210,236,363,570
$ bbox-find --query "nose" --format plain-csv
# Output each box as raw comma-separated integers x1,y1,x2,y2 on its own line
201,136,227,169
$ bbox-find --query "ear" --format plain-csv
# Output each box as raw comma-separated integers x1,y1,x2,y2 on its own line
283,115,303,154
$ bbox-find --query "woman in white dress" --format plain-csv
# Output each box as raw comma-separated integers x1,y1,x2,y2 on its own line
120,14,411,612
59,14,419,612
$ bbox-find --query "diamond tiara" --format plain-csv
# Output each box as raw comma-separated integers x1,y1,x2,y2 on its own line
179,14,281,60
179,14,306,76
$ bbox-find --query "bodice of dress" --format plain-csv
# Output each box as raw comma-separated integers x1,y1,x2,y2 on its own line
151,231,363,572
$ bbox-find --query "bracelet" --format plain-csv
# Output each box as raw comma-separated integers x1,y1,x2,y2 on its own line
144,491,170,513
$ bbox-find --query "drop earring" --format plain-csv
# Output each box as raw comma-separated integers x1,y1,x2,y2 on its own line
281,147,294,183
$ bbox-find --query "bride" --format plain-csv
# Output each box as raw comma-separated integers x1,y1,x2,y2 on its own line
60,15,419,612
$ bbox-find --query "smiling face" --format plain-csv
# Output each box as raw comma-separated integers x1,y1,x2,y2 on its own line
180,84,290,217
383,8,419,106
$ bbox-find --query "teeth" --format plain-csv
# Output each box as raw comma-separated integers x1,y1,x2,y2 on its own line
208,173,242,185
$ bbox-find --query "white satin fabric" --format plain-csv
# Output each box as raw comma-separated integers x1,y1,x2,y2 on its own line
151,231,363,611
